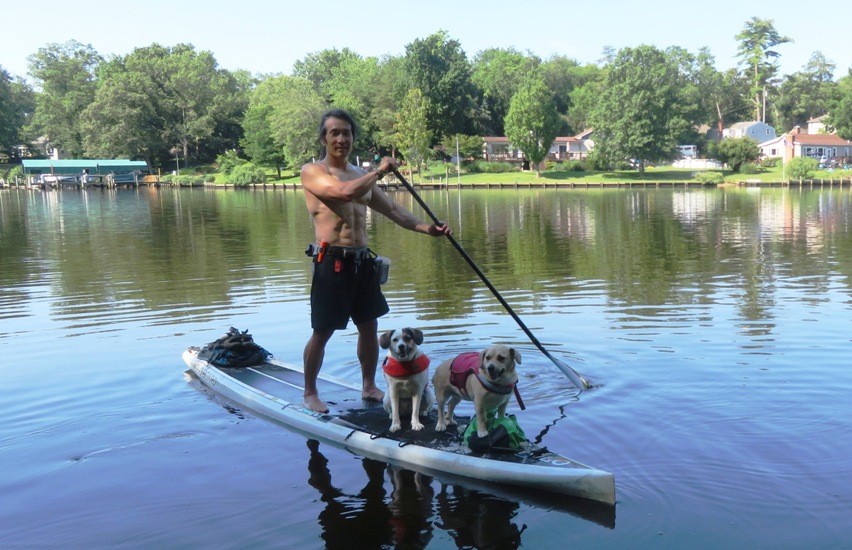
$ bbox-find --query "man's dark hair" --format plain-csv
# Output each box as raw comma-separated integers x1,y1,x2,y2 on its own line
318,108,359,142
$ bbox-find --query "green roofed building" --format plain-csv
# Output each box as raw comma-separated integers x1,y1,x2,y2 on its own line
21,159,149,178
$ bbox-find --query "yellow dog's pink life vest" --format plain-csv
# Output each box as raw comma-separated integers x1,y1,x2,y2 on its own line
449,352,515,398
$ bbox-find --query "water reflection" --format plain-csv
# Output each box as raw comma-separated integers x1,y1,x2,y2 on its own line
304,438,617,549
306,439,529,549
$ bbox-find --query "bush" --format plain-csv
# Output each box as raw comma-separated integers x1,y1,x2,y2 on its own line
761,157,780,168
740,163,761,174
216,150,247,176
204,174,216,183
696,171,725,185
556,160,585,172
228,163,267,186
465,161,518,174
787,157,818,180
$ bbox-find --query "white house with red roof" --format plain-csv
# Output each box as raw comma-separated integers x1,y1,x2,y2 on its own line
759,124,852,166
482,129,595,167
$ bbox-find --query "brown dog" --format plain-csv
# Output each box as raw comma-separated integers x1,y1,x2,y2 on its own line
432,345,521,437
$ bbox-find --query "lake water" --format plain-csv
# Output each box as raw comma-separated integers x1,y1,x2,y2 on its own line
1,185,851,549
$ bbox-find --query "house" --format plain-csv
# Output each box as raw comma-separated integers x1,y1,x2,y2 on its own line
758,125,852,165
807,115,828,135
723,121,777,141
482,129,595,167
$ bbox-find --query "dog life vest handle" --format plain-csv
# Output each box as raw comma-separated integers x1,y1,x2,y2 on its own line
392,167,590,391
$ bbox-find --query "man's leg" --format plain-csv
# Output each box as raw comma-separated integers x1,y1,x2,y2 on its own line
303,328,335,413
356,318,384,402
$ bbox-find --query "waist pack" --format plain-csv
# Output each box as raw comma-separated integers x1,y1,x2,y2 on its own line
464,413,527,453
198,327,271,369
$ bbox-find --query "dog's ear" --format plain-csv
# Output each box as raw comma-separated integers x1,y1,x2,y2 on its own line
405,328,424,345
379,330,393,349
511,347,522,365
479,348,487,368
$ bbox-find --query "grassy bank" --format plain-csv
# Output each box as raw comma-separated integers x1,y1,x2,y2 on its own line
265,163,852,186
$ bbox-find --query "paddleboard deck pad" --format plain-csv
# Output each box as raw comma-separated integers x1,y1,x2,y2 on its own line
182,347,616,504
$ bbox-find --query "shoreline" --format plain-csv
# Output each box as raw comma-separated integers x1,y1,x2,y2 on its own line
5,178,852,191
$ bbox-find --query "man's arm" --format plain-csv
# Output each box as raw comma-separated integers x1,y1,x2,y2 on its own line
300,163,382,202
368,187,452,236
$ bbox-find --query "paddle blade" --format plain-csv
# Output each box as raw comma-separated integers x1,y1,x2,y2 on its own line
545,352,590,391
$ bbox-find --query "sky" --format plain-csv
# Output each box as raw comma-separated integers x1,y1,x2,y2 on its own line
2,0,850,83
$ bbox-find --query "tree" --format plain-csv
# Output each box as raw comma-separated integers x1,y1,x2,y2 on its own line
775,52,838,130
0,67,34,154
27,40,102,158
828,69,852,139
241,76,286,176
439,134,482,161
541,56,605,134
82,44,246,167
735,17,792,121
293,48,361,102
504,76,560,177
589,45,691,173
712,137,760,172
404,31,477,141
261,76,327,168
786,156,818,179
394,88,432,181
471,47,540,135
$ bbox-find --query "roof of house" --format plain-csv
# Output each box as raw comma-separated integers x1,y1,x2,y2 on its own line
791,133,852,146
728,121,772,130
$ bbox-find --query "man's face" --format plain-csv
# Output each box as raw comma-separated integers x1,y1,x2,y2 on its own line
322,117,353,158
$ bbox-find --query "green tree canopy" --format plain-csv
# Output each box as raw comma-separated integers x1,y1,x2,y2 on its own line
0,67,34,153
394,88,432,180
775,51,838,130
504,76,560,177
711,137,760,172
404,31,477,141
82,43,246,167
828,69,852,140
735,17,792,121
27,40,102,158
471,47,540,135
590,45,691,173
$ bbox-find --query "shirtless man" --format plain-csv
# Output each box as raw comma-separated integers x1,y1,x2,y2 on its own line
300,109,451,413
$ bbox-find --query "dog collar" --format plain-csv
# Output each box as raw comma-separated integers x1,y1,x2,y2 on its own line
475,371,515,395
383,354,430,377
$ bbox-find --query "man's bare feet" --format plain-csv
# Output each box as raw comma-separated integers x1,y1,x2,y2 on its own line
362,386,384,402
304,393,329,413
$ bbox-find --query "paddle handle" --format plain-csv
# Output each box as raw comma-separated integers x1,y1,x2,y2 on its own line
392,168,589,390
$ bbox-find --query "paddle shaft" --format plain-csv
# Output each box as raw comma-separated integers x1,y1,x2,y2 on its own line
391,168,589,390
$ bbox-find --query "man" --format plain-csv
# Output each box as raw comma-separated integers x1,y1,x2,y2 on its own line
300,109,451,413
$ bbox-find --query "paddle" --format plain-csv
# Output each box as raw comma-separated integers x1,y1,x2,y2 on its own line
391,168,591,391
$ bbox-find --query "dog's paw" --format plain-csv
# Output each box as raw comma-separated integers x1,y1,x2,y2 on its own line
389,422,402,433
411,420,425,431
435,421,447,432
477,430,489,438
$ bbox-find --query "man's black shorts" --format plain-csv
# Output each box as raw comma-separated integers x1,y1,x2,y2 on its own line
310,254,389,330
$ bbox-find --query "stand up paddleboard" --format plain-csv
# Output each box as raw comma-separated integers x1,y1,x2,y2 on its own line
182,347,615,505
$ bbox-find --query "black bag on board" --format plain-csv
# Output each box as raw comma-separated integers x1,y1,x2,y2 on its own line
198,327,271,369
